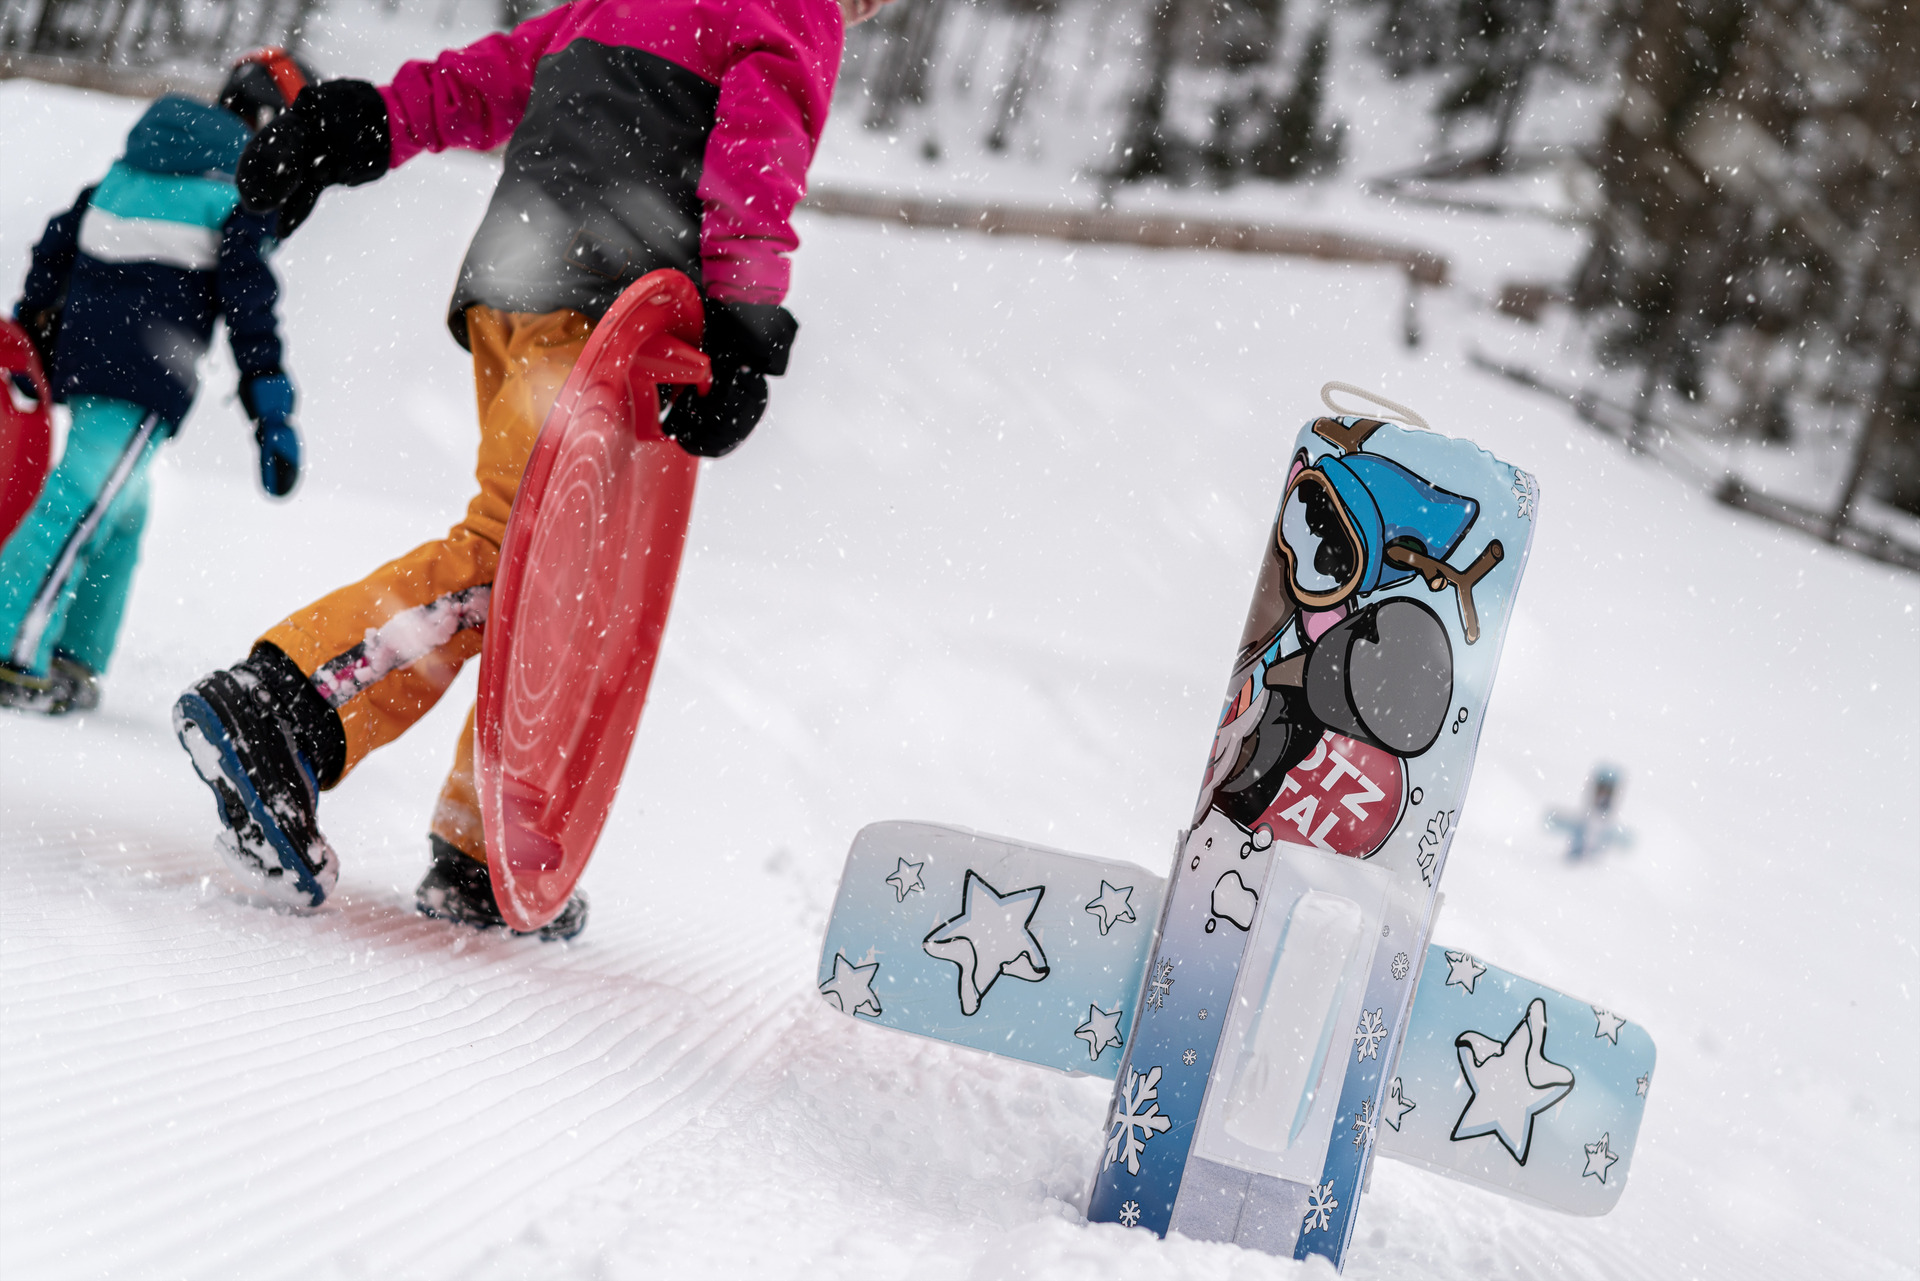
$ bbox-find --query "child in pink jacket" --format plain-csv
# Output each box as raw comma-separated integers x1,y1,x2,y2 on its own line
172,0,896,938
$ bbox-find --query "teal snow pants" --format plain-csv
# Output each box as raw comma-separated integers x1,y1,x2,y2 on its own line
0,395,164,677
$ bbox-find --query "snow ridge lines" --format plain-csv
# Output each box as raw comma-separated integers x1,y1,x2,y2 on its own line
0,822,798,1279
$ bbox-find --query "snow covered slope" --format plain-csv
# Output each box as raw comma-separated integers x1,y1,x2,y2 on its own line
2,80,1916,1279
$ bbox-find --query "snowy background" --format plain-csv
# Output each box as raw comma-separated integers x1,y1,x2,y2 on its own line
2,9,1917,1275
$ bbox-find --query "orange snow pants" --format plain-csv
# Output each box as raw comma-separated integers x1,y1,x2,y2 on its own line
260,305,593,863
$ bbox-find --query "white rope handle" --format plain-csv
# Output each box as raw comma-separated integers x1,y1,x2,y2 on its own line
1320,381,1430,430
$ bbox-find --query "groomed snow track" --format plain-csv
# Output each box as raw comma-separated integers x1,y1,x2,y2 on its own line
0,821,800,1277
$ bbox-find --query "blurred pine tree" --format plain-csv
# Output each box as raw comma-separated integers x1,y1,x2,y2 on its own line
1573,0,1917,515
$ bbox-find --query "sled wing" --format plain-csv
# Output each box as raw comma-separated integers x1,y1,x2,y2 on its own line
818,821,1166,1077
1373,944,1656,1215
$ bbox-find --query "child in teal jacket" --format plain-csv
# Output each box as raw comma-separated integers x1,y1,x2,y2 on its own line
1,53,309,714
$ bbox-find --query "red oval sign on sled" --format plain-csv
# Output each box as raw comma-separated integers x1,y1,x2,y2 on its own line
1250,730,1405,857
476,270,712,931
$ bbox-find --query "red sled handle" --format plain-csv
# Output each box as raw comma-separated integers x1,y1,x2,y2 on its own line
631,335,712,429
541,272,712,446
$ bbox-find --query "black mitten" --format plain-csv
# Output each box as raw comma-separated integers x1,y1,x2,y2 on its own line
663,302,798,458
237,80,390,237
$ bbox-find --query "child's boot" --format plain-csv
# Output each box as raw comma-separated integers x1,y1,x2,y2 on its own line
416,835,589,942
0,655,96,715
173,645,344,908
0,661,65,714
49,655,100,713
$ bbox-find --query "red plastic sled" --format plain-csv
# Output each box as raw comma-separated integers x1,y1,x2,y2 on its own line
0,318,55,545
477,270,713,931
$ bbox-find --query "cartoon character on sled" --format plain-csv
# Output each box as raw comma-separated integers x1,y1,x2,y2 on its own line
1197,416,1506,851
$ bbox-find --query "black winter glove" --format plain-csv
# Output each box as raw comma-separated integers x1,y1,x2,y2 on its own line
237,79,390,238
663,302,798,458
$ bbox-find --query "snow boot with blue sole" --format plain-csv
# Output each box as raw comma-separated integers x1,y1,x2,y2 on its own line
417,835,588,942
173,667,338,908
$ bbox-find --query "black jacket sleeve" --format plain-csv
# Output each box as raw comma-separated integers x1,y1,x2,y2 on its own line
17,185,93,317
215,208,285,380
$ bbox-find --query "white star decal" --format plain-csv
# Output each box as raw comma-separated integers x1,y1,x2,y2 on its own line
1444,950,1486,994
1449,998,1576,1164
922,870,1050,1015
818,952,883,1018
1084,880,1137,935
885,857,924,903
1636,1074,1650,1097
1075,1004,1125,1060
1383,1076,1417,1131
1592,1006,1625,1044
1583,1132,1619,1183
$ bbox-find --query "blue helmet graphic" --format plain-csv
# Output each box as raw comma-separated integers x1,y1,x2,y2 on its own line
1308,453,1479,597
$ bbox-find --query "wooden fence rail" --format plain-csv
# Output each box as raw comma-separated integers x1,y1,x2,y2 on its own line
800,187,1449,285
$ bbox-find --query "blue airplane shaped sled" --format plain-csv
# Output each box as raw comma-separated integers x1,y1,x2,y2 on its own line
816,392,1657,1270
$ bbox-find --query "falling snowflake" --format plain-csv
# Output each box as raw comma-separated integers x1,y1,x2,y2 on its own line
1512,469,1539,521
1118,1200,1142,1227
1145,959,1176,1010
1391,951,1410,980
1351,1098,1377,1149
1302,1180,1340,1233
1104,1065,1173,1175
1182,1048,1197,1066
1354,1007,1388,1062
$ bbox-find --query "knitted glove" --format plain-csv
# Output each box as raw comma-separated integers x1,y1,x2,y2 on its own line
663,303,798,458
242,371,301,497
237,80,390,238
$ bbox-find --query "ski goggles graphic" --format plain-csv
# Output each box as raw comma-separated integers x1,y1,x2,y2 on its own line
1277,448,1506,642
1279,466,1369,608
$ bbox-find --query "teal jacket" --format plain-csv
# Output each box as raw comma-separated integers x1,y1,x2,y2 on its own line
17,95,285,428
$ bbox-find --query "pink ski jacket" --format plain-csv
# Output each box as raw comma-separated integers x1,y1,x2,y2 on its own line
377,0,843,346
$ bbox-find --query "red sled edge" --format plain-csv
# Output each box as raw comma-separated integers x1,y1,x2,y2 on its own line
476,270,711,932
0,317,56,545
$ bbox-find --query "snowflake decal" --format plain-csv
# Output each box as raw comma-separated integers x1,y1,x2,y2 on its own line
1104,1065,1173,1175
1391,951,1410,980
1354,1007,1388,1062
1145,959,1176,1010
1302,1180,1339,1233
1513,469,1539,521
1118,1200,1142,1228
1351,1098,1377,1149
1183,1048,1197,1066
1417,809,1455,885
